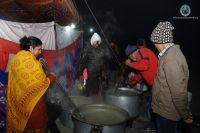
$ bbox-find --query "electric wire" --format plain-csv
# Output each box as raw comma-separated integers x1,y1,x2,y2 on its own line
83,0,124,71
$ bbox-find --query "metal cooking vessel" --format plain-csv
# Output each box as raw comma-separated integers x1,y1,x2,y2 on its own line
72,104,129,133
59,96,94,128
104,87,140,118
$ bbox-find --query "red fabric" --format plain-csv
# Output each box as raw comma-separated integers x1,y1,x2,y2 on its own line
129,48,158,86
128,74,142,88
42,34,82,68
24,128,47,133
0,38,20,53
0,38,20,71
128,73,142,86
0,51,9,71
25,96,48,130
130,73,142,82
48,74,55,83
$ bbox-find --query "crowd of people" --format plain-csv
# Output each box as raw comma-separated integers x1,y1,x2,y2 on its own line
0,21,193,133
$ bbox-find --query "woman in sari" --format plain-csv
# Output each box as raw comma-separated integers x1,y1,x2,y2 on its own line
6,36,54,133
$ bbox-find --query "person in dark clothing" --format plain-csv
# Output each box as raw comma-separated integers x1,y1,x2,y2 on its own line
0,70,8,133
77,33,111,96
46,102,62,133
106,42,122,90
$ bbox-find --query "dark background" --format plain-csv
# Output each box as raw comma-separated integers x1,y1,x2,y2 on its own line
76,0,200,116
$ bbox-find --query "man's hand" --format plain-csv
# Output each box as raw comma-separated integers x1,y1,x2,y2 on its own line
125,59,131,66
184,112,193,124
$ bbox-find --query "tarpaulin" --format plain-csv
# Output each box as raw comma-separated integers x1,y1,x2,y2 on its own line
42,33,82,92
0,38,20,71
0,19,56,50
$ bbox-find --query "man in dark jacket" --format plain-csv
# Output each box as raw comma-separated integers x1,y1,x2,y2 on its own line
77,33,111,96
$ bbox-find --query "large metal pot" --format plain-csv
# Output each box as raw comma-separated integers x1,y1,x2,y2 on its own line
60,96,94,128
72,104,129,133
104,87,140,118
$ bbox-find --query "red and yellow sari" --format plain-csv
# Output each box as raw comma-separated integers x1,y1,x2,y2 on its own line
6,50,50,133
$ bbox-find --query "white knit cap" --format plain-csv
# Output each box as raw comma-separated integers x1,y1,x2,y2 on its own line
90,33,101,45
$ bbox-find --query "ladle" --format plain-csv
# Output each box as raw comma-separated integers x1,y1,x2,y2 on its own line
39,58,85,119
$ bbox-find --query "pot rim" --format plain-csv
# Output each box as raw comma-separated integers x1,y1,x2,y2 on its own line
105,94,139,98
61,96,94,111
72,104,129,126
105,87,141,96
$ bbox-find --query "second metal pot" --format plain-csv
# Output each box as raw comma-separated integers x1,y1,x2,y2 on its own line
104,87,140,118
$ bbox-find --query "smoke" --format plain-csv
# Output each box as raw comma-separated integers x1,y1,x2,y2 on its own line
101,10,124,43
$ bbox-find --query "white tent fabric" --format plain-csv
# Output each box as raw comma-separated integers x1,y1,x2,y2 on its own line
0,19,56,50
55,24,82,50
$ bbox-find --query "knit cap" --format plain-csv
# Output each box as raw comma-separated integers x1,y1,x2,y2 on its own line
151,21,174,44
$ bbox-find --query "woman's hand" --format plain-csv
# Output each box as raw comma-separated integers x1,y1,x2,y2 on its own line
48,72,56,83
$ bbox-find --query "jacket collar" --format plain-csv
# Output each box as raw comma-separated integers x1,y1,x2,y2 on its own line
158,43,174,59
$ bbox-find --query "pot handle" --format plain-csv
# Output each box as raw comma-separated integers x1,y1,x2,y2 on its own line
127,116,139,128
126,118,133,128
90,125,103,133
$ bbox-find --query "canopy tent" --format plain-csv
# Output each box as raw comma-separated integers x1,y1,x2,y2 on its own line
0,19,83,131
0,19,82,50
0,19,82,82
0,0,80,26
0,0,82,131
0,18,83,98
0,19,56,50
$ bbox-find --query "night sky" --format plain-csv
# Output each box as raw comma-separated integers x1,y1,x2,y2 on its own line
76,0,200,115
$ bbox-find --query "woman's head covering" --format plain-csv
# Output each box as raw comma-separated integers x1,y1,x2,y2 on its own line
150,21,174,44
90,33,101,45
